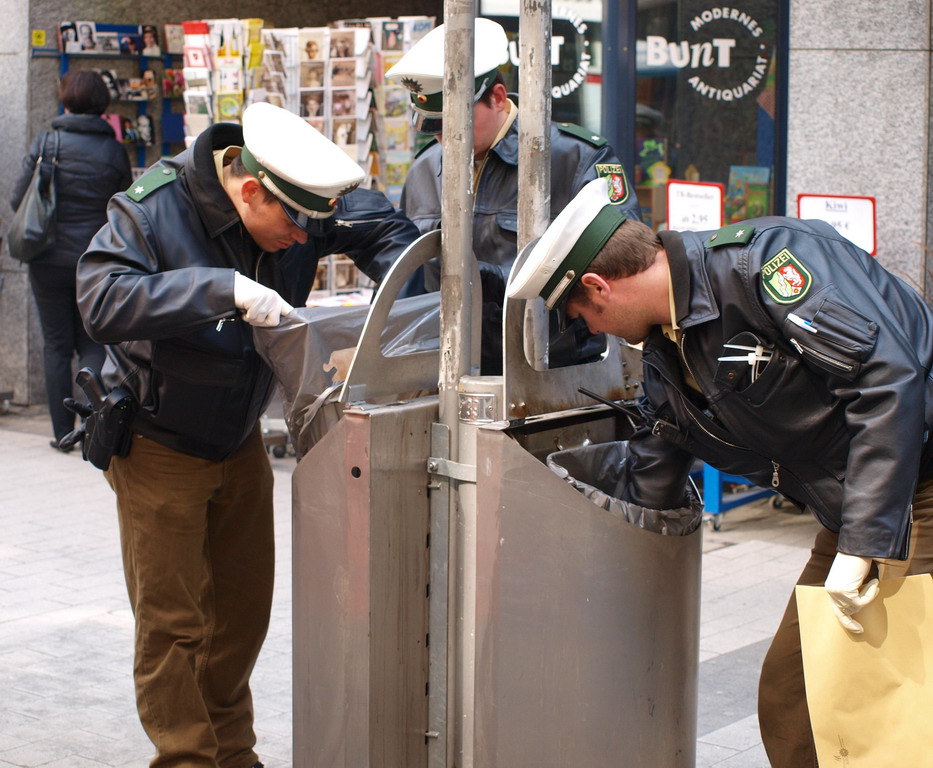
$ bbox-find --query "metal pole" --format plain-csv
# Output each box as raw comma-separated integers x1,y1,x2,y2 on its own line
439,2,477,767
518,0,552,371
438,9,476,421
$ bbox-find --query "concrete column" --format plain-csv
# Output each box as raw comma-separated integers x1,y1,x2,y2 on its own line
787,0,932,296
0,0,42,404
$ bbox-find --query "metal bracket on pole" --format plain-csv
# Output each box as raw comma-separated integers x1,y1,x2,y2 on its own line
427,456,477,483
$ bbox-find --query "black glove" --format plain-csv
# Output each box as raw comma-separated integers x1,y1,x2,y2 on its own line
58,397,93,450
64,396,93,419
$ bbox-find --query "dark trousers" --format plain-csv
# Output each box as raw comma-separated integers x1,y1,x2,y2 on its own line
105,428,275,768
758,476,933,767
28,263,105,440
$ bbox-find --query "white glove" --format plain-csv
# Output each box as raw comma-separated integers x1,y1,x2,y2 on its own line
233,272,293,327
824,552,880,633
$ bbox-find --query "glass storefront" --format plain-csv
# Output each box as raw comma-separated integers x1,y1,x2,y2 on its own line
633,0,784,228
481,0,606,131
481,0,787,230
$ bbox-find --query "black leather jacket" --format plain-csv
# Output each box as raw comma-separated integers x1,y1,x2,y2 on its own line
78,122,419,461
623,218,933,560
401,107,642,373
10,113,132,267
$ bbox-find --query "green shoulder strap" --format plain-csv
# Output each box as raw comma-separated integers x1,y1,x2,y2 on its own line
126,167,177,202
706,223,756,248
556,122,607,148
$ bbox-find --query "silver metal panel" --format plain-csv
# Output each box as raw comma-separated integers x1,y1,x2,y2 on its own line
293,399,436,768
340,230,482,404
501,250,644,420
339,231,440,403
472,426,702,767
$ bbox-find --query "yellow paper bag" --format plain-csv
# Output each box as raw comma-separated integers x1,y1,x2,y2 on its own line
797,575,933,767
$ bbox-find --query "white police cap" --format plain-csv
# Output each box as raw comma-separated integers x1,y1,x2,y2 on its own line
385,18,509,133
507,177,630,309
241,102,365,225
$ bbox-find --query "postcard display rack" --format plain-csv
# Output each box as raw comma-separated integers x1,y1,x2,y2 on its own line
39,21,189,172
178,16,433,302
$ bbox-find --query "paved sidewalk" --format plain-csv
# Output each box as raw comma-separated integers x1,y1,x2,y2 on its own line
0,404,818,768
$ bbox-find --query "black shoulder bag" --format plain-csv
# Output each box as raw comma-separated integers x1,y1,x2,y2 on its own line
7,130,60,263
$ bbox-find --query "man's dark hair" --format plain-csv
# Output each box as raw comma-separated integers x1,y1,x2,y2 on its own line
59,70,111,115
477,71,507,106
567,219,662,303
229,154,277,203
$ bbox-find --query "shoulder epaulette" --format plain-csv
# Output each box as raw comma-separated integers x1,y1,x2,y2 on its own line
556,122,607,148
706,223,756,248
414,138,438,159
126,167,177,202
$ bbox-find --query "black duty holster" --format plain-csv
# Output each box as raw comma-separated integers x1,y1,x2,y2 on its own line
62,367,138,471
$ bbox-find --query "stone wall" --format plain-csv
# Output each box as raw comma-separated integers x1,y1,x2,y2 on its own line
786,0,932,293
0,0,39,403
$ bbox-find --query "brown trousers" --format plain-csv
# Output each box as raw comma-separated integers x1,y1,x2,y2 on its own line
758,477,933,767
106,428,275,768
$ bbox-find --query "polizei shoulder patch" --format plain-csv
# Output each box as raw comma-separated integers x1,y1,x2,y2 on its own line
595,164,630,205
761,249,813,304
126,167,177,201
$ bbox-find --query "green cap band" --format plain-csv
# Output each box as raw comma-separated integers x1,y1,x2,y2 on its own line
409,71,495,115
540,205,628,307
240,145,336,214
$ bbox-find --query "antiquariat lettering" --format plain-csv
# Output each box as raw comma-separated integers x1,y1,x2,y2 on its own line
688,55,768,101
642,6,772,102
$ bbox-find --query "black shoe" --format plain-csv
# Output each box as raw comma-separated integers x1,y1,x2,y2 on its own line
49,438,74,453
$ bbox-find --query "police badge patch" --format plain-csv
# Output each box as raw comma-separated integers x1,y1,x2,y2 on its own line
595,164,629,205
761,249,813,304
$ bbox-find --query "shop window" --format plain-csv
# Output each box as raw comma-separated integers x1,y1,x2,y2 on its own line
478,0,786,231
635,0,784,229
482,1,605,133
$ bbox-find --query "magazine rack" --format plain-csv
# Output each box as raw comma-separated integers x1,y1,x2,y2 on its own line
31,46,184,167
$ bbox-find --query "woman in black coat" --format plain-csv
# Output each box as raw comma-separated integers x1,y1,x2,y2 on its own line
10,70,132,450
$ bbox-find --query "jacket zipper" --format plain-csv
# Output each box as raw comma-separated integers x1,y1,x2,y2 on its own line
218,249,267,332
333,217,384,227
788,338,854,373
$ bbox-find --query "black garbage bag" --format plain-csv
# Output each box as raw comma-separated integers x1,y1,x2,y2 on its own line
546,441,702,536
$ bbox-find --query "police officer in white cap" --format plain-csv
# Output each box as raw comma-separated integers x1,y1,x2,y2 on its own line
386,17,509,136
387,18,641,374
509,176,933,768
75,101,418,768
